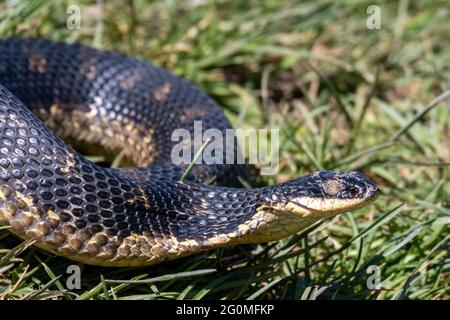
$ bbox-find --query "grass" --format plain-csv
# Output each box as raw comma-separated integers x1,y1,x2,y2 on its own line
0,0,448,300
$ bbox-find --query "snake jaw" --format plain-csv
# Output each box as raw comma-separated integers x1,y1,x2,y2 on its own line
248,185,379,243
265,171,379,217
287,191,379,216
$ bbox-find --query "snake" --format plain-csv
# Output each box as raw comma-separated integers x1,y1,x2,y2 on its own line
0,38,379,267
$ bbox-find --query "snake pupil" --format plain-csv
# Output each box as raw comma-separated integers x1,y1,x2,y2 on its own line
347,186,359,197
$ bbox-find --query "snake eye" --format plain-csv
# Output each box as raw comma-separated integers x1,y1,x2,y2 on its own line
347,186,360,198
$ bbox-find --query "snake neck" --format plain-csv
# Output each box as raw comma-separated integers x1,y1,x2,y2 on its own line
134,180,322,245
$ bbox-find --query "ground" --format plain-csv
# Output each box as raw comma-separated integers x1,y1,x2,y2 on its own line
0,0,448,300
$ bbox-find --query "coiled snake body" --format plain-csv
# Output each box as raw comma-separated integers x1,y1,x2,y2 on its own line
0,39,378,266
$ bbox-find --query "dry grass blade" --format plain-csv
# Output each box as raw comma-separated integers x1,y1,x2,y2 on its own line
0,239,35,269
392,90,450,141
105,269,217,284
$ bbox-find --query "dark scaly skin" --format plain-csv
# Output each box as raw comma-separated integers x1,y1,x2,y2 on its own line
0,38,378,267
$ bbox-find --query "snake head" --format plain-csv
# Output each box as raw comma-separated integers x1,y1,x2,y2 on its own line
262,171,379,217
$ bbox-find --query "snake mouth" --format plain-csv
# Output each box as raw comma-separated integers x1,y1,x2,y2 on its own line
286,187,380,216
286,192,379,216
